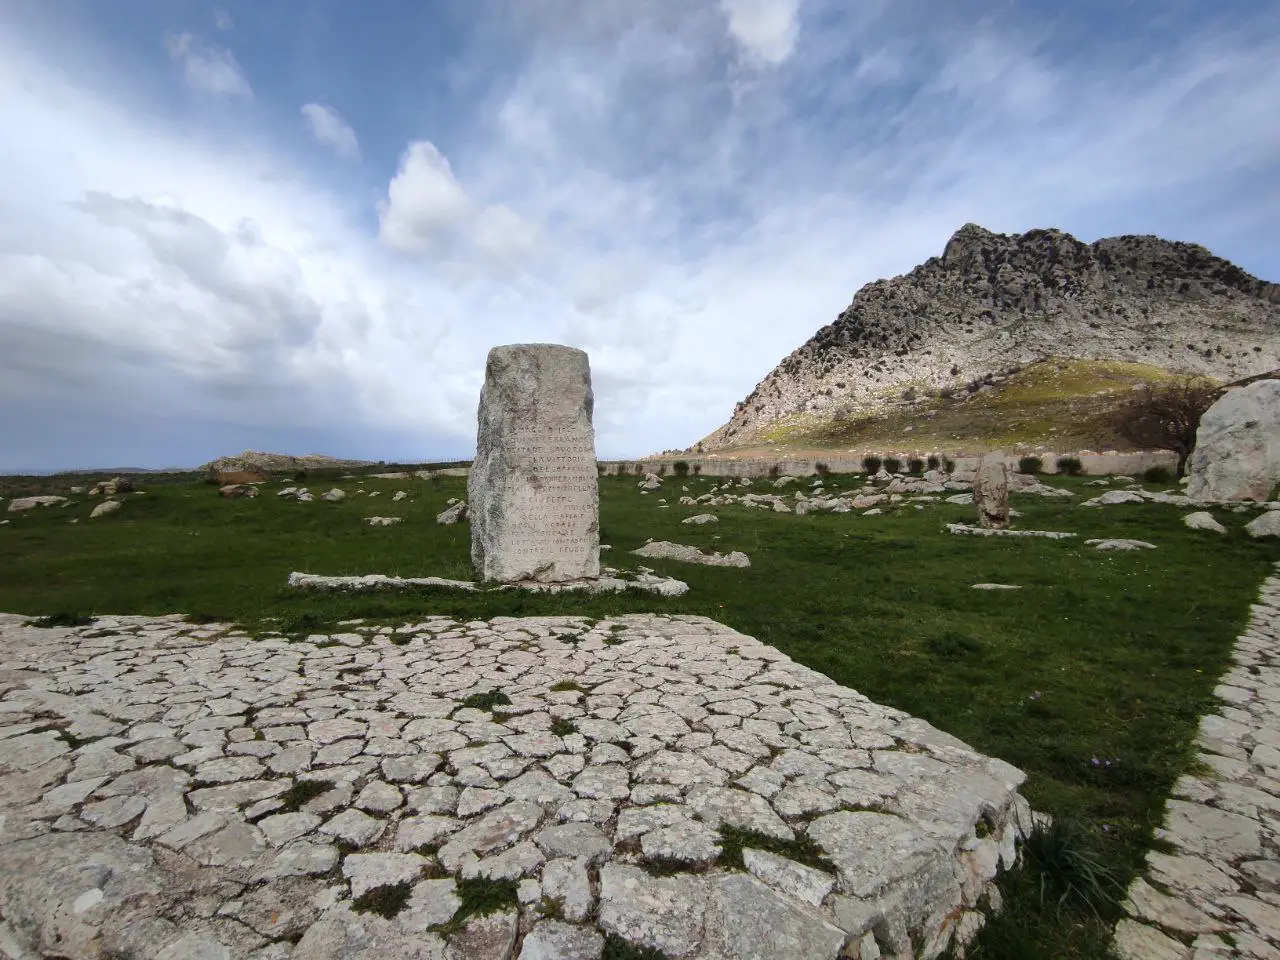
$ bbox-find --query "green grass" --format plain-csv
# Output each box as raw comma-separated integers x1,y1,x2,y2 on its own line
0,471,1275,958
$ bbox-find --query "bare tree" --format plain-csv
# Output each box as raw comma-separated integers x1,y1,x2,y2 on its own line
1117,377,1218,477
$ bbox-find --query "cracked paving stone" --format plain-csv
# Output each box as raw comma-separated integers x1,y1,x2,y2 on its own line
570,764,630,800
343,852,427,898
259,812,322,847
534,822,611,864
319,808,386,848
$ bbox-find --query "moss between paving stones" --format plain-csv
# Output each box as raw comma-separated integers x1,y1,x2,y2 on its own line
2,472,1278,957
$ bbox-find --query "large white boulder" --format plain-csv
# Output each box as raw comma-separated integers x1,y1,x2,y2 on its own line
1186,380,1280,502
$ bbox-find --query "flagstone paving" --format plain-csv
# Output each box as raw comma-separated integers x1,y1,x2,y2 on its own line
0,611,1033,959
1115,565,1280,960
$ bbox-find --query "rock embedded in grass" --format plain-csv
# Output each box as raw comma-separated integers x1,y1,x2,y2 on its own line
632,540,750,567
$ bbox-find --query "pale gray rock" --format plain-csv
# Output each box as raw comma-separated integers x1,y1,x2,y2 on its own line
1245,511,1280,538
342,852,426,898
517,920,604,960
400,878,462,931
1187,379,1280,502
469,344,600,583
808,811,947,898
640,819,722,864
6,496,67,513
294,903,447,959
681,514,718,525
742,847,835,906
631,541,750,568
702,873,846,959
541,858,594,922
535,822,611,864
1183,511,1227,534
258,812,322,847
598,863,706,958
1081,490,1146,506
321,488,346,502
319,808,385,847
436,501,469,525
684,785,792,840
366,516,403,526
1086,538,1157,551
973,451,1009,529
90,500,122,519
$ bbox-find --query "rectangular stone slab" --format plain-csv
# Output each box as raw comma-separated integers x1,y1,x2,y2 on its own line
469,344,600,582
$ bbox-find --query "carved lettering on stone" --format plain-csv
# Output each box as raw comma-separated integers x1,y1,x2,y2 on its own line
469,344,601,582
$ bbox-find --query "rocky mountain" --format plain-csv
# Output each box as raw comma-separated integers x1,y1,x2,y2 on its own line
702,224,1280,450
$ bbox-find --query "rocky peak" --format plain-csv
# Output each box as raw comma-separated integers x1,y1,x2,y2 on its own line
703,224,1280,450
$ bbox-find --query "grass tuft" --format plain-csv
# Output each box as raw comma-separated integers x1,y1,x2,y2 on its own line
1021,819,1123,920
603,933,672,960
29,612,95,628
351,881,413,918
460,690,513,711
716,826,835,873
278,779,332,812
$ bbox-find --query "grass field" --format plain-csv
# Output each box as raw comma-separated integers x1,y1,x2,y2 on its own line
2,470,1275,958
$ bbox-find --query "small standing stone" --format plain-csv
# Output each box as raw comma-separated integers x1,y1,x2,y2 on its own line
973,451,1010,529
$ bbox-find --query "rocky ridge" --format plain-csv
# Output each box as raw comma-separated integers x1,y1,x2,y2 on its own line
704,224,1280,449
203,451,377,475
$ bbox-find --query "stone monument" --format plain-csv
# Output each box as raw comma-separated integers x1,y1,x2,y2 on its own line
973,451,1010,528
469,344,601,582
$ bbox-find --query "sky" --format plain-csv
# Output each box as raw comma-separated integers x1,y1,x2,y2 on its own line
1,0,1278,471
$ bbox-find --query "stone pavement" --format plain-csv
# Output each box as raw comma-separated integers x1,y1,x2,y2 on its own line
0,612,1033,959
1115,565,1280,960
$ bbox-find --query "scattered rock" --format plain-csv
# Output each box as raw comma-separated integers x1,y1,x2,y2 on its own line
681,514,718,525
321,488,346,502
365,517,403,526
1081,490,1146,507
632,541,750,568
1245,512,1280,539
6,496,67,513
1086,538,1157,551
90,500,122,519
437,501,468,525
1183,512,1227,534
218,485,258,499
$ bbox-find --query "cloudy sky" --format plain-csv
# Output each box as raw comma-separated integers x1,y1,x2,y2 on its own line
2,0,1278,471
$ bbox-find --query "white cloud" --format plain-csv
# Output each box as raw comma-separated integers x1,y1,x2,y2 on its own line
163,32,252,98
377,141,472,253
473,204,538,263
719,0,802,65
301,103,360,161
214,9,233,32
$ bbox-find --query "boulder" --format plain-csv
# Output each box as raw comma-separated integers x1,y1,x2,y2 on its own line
321,489,346,502
632,541,750,568
90,500,122,519
973,452,1010,528
366,517,404,526
1187,380,1280,502
1081,490,1145,507
7,496,68,513
437,501,468,525
1183,512,1227,534
638,474,663,491
1245,512,1280,539
218,484,258,499
1085,538,1157,551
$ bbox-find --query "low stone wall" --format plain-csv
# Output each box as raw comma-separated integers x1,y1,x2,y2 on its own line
604,450,1177,479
